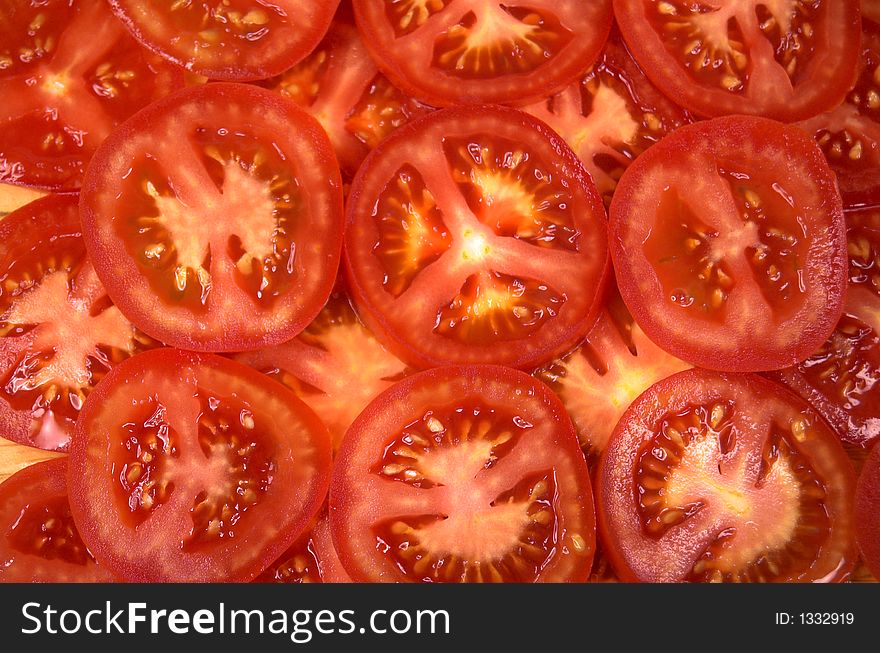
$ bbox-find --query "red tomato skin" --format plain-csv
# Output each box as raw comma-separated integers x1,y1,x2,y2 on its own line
855,442,880,578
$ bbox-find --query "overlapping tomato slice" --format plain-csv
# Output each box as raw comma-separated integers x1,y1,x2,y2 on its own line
0,0,182,191
0,195,152,452
352,0,613,106
614,0,861,121
344,106,609,369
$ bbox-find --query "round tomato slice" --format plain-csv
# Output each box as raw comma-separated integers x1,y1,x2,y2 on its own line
525,28,693,207
0,458,116,582
797,16,880,207
344,106,609,369
352,0,613,107
0,195,152,452
855,441,880,579
234,290,409,450
610,116,847,372
330,365,595,582
614,0,861,122
68,348,332,582
108,0,340,81
0,0,182,191
536,288,690,467
258,19,433,178
598,369,857,583
770,207,880,447
80,83,344,352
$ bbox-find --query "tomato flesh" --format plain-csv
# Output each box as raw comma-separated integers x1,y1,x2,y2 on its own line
855,441,880,579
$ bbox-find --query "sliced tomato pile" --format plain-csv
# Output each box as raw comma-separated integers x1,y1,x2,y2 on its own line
330,365,595,582
0,0,182,190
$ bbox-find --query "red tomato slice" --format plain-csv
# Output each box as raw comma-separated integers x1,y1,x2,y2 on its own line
108,0,340,81
258,19,433,178
613,0,861,121
0,0,182,191
610,116,847,372
352,0,614,107
0,195,152,452
524,28,693,207
770,207,880,447
80,83,344,352
797,16,880,207
344,106,609,369
598,369,858,582
234,290,409,450
68,348,332,582
330,365,595,582
0,458,116,582
866,0,880,24
535,289,691,467
855,441,880,578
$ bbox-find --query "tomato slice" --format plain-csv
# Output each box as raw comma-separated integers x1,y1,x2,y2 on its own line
108,0,340,81
0,195,152,452
770,207,880,447
0,458,116,582
0,0,182,191
524,28,693,207
610,116,847,372
234,290,409,450
352,0,613,107
68,348,332,582
613,0,861,121
866,0,880,24
855,441,880,579
344,106,609,369
535,289,690,467
598,369,857,582
330,365,595,582
80,83,344,352
797,16,880,207
258,19,433,178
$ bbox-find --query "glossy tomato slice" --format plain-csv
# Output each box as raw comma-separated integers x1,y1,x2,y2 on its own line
68,349,332,582
0,459,116,582
234,290,409,450
610,116,847,372
0,195,152,452
614,0,861,121
344,106,609,369
258,19,433,178
536,289,690,467
80,83,344,352
0,0,182,191
525,28,693,207
855,442,880,578
598,369,857,582
108,0,340,81
798,16,880,207
330,365,595,582
352,0,613,107
770,207,880,447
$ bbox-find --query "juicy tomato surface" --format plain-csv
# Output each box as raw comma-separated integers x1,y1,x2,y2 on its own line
855,441,880,578
108,0,340,81
352,0,614,107
771,207,880,447
614,0,861,122
598,369,858,583
0,195,151,452
330,365,595,582
536,289,691,467
0,458,116,582
68,349,332,582
0,0,182,191
610,116,847,372
234,290,409,450
525,28,693,207
344,105,609,369
80,82,344,353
